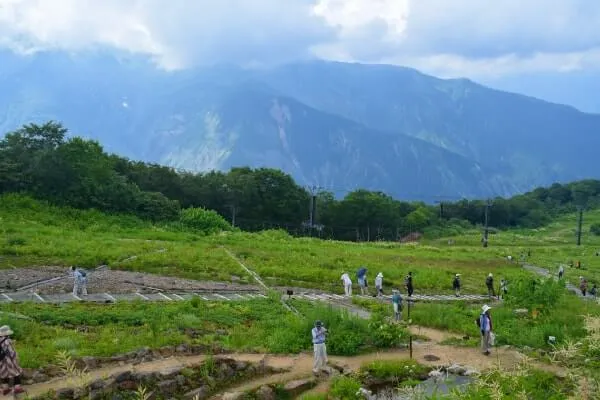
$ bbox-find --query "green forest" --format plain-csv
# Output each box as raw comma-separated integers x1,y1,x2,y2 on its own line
2,122,600,241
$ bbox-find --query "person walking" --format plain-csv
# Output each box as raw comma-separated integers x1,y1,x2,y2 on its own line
558,265,564,280
311,321,328,374
0,326,24,396
590,283,597,298
357,267,368,295
375,272,384,297
71,266,88,297
405,272,414,297
478,305,493,356
500,278,508,298
452,274,461,297
580,277,588,296
391,289,402,321
485,273,495,299
340,273,352,297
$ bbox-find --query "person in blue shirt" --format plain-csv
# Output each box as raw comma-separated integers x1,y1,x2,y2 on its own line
311,320,328,374
479,305,493,355
391,290,402,321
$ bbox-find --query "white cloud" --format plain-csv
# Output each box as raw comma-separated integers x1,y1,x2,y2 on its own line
1,0,600,77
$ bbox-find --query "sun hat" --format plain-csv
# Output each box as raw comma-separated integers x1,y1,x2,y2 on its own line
482,305,491,313
455,274,460,277
488,273,493,277
0,325,13,337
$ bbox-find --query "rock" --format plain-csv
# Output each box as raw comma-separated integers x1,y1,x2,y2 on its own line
21,368,35,380
82,356,99,370
44,365,64,377
283,379,316,397
133,372,157,385
255,385,276,400
218,362,236,379
234,361,248,371
176,374,187,387
73,387,86,400
231,275,241,282
32,371,49,383
464,368,480,377
184,387,210,400
118,380,139,391
113,370,133,383
159,346,175,357
56,388,75,400
88,379,107,391
446,364,467,375
176,344,190,353
216,329,228,336
157,379,179,395
159,366,183,378
423,354,441,361
221,392,245,400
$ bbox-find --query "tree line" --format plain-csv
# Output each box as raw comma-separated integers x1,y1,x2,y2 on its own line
2,122,600,240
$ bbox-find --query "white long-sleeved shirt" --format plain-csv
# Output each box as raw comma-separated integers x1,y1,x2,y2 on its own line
341,273,352,286
375,275,383,288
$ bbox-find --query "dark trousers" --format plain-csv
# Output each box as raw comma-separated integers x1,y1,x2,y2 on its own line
407,286,414,296
2,376,21,386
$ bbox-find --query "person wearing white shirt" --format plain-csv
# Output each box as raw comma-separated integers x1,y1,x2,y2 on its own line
340,273,352,296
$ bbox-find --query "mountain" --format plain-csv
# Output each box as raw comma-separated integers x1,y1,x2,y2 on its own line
1,51,599,200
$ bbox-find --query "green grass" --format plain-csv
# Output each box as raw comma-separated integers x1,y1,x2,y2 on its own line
0,194,531,293
0,298,394,368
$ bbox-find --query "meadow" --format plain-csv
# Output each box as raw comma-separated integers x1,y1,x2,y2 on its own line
0,297,405,369
1,194,578,294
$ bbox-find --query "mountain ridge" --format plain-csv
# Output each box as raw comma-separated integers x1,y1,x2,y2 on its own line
1,52,599,200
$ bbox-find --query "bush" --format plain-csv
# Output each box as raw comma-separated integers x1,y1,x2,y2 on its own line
359,360,429,382
329,376,361,400
591,223,600,236
368,312,408,348
180,207,234,234
503,277,564,315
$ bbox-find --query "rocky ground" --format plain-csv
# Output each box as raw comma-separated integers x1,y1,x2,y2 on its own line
0,267,260,295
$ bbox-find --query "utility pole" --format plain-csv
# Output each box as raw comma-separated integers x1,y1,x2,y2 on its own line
483,200,492,248
577,206,584,246
230,205,237,227
307,185,319,237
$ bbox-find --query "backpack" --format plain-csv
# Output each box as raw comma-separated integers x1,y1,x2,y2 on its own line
475,315,482,328
79,269,87,278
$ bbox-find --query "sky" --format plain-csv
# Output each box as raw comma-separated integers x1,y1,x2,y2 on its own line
1,0,599,112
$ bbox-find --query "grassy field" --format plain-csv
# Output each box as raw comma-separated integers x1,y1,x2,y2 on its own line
0,297,404,368
0,194,570,294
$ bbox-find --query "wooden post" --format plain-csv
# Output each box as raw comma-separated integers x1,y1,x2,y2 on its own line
409,336,413,359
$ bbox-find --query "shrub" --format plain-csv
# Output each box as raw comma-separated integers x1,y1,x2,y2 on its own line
503,277,564,315
329,376,361,400
359,360,429,382
180,207,233,234
591,223,600,236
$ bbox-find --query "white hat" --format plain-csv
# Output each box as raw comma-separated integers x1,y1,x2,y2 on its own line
488,273,493,277
0,325,13,337
482,305,491,313
455,274,460,277
377,272,383,277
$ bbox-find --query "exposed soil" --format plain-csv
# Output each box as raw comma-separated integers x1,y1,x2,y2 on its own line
0,267,260,295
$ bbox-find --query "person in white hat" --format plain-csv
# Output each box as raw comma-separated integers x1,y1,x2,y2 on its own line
375,273,384,297
452,274,461,297
0,326,24,395
478,305,493,355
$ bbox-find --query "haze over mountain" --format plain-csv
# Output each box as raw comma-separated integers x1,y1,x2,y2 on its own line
1,51,599,200
1,0,599,200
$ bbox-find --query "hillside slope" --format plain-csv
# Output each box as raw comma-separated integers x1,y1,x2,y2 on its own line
2,52,600,198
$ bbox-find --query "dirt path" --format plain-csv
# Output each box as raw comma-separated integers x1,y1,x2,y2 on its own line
17,323,564,399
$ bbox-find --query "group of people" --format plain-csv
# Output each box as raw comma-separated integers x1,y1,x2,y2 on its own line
559,265,597,297
340,269,413,298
